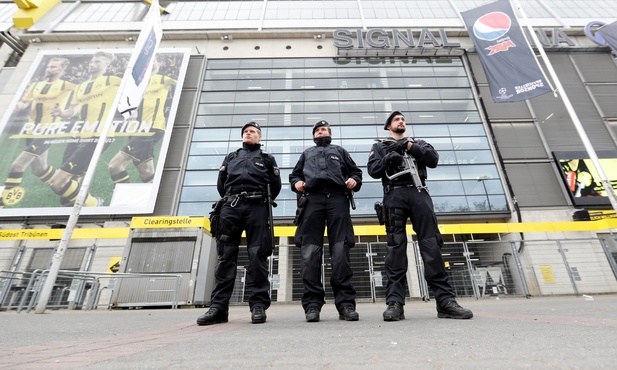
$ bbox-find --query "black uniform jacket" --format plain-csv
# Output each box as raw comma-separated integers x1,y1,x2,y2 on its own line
289,139,362,194
217,142,282,199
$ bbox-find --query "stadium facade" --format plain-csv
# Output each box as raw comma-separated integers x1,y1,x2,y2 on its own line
1,0,617,309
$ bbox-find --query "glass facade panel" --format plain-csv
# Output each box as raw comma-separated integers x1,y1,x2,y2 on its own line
180,57,507,218
64,2,145,23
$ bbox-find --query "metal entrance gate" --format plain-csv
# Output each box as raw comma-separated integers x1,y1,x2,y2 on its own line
289,240,530,303
290,243,392,303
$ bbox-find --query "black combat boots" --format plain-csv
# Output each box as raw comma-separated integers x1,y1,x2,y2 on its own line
383,302,405,321
339,305,359,321
251,306,267,324
305,307,320,322
437,301,474,319
196,307,229,326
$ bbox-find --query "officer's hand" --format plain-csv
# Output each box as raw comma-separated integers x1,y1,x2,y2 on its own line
345,178,356,189
294,181,306,192
384,143,399,153
387,152,403,166
396,139,410,153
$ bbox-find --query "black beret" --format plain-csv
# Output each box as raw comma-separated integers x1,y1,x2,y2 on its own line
241,121,261,137
384,111,404,130
313,120,330,134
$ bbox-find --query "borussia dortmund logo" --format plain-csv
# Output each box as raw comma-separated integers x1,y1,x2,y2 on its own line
3,186,25,206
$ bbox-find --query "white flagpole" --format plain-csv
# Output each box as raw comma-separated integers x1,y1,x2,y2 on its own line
511,0,617,214
35,0,162,314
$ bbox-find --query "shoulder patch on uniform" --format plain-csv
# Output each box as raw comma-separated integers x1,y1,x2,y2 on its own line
273,167,280,176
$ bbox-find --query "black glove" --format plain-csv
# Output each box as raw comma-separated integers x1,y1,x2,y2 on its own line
396,139,410,153
385,140,408,154
386,151,403,166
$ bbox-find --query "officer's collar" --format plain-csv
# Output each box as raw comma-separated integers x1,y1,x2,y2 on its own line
242,142,262,151
313,136,332,147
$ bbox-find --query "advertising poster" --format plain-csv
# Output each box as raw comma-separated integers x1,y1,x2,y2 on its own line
461,0,553,103
0,48,191,216
554,151,617,207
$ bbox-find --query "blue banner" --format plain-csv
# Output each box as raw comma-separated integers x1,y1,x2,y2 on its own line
117,0,162,118
461,0,553,103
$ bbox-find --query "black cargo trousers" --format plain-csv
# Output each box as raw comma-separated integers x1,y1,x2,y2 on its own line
210,197,272,311
383,186,456,308
294,191,356,313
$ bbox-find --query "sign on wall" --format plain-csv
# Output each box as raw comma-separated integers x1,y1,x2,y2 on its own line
554,151,617,207
0,48,191,217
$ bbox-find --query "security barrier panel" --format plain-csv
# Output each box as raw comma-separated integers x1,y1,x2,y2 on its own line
110,220,216,308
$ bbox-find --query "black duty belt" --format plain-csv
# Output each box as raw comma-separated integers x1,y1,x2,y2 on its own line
226,191,264,207
384,184,414,194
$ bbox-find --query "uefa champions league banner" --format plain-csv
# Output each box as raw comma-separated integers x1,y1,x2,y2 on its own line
461,0,553,103
0,49,191,217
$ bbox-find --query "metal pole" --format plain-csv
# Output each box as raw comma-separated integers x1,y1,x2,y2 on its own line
34,67,133,314
477,176,492,210
35,0,162,314
556,240,579,296
511,0,617,214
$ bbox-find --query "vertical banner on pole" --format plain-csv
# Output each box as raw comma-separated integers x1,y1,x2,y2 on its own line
598,21,617,55
117,0,163,118
461,0,553,103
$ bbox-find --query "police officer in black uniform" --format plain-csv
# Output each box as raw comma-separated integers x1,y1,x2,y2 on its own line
289,120,362,322
197,121,281,326
367,111,473,321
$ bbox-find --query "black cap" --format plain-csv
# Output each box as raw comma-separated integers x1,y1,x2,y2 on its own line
384,111,404,130
312,120,330,135
241,121,261,137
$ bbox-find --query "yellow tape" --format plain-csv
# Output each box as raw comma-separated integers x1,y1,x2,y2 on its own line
1,219,616,240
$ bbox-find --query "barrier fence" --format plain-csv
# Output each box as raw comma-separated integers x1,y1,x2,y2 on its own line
0,269,182,312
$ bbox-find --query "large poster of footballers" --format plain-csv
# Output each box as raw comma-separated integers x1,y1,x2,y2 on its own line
0,48,191,216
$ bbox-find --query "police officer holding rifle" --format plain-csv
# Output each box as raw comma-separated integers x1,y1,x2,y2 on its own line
367,111,473,322
197,121,281,326
290,120,362,323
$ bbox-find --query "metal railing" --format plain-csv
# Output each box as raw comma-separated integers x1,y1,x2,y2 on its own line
0,269,182,312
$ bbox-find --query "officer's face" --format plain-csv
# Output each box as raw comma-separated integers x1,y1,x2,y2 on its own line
243,127,261,145
313,126,331,138
388,115,406,134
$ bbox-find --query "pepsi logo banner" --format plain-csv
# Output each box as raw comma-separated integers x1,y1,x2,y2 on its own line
461,0,553,103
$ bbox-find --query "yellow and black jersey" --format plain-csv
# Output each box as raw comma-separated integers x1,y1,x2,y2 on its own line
21,79,76,124
139,74,177,131
71,75,122,124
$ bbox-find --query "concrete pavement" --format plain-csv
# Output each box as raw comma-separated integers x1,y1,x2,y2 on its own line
1,294,617,369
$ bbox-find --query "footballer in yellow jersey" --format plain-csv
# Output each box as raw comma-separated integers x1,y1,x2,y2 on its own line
109,57,177,184
48,52,120,207
0,58,75,208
